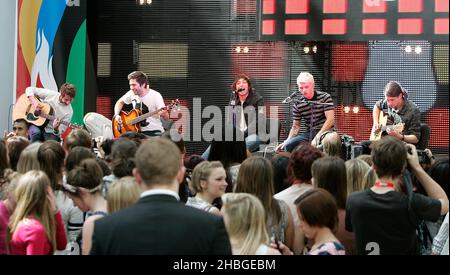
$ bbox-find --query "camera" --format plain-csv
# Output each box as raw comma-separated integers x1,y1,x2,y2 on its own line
416,149,431,164
341,135,363,160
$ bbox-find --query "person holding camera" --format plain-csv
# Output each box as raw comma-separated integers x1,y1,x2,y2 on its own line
345,136,448,255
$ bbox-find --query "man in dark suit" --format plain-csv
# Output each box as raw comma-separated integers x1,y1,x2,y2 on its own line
90,138,232,255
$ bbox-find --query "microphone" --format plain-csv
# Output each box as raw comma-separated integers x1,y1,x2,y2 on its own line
282,91,298,104
234,88,244,93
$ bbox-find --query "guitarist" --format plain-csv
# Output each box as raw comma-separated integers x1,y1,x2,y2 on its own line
113,71,169,137
372,81,421,144
25,83,76,142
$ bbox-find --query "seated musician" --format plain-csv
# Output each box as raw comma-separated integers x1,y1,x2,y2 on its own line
113,71,169,137
372,81,421,144
25,83,76,142
276,72,335,152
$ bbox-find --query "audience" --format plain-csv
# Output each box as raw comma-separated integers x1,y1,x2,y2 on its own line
271,153,290,194
235,156,294,250
311,156,354,254
274,143,323,254
90,138,231,254
221,192,281,255
345,158,371,195
106,176,140,214
346,137,448,255
65,159,107,255
1,119,447,256
63,128,93,153
38,140,84,255
16,142,41,173
6,136,29,171
295,188,345,255
207,128,248,192
186,161,227,216
0,171,20,254
102,138,138,196
8,170,67,255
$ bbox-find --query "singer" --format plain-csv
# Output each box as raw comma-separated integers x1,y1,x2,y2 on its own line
276,72,335,152
202,74,265,159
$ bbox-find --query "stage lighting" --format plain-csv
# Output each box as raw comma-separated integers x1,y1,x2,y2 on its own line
414,46,422,54
137,0,152,5
404,45,412,53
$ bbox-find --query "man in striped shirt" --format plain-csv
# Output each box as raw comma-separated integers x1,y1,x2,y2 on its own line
276,72,335,152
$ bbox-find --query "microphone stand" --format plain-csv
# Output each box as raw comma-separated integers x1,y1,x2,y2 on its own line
230,91,237,128
307,100,334,142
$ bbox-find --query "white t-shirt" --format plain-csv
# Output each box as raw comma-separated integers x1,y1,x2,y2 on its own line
119,89,165,132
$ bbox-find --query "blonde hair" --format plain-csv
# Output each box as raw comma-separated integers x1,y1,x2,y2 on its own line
9,170,57,250
189,161,224,194
321,132,341,157
297,72,315,84
345,159,371,195
107,176,140,213
16,142,42,173
221,193,269,255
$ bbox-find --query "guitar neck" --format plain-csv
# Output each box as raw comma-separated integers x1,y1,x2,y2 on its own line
130,107,165,124
39,113,72,127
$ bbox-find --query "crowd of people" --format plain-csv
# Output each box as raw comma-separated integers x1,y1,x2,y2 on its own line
0,71,448,255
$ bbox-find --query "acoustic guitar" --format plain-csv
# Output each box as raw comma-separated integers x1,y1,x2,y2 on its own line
13,93,80,129
370,110,404,141
112,99,180,138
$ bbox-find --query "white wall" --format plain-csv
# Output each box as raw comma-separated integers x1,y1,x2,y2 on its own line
0,1,16,134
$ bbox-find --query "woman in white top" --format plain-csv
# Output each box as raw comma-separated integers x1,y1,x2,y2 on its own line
64,159,107,255
221,193,281,255
186,161,227,216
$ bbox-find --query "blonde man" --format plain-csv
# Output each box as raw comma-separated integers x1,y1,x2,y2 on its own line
276,72,335,152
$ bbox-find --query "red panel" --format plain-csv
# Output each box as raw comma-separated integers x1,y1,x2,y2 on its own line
323,0,347,13
435,0,449,12
286,0,309,14
285,19,309,35
363,0,387,13
262,20,276,35
335,105,373,141
231,42,286,79
398,0,423,12
323,19,347,34
426,108,449,148
96,96,113,119
262,0,276,14
362,19,387,34
435,18,449,34
331,43,368,82
398,18,423,34
236,0,257,15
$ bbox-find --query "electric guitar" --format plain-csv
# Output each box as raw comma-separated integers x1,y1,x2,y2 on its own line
13,94,80,130
112,99,180,138
369,110,404,141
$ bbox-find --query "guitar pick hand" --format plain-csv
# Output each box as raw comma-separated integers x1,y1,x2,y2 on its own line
53,118,61,131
